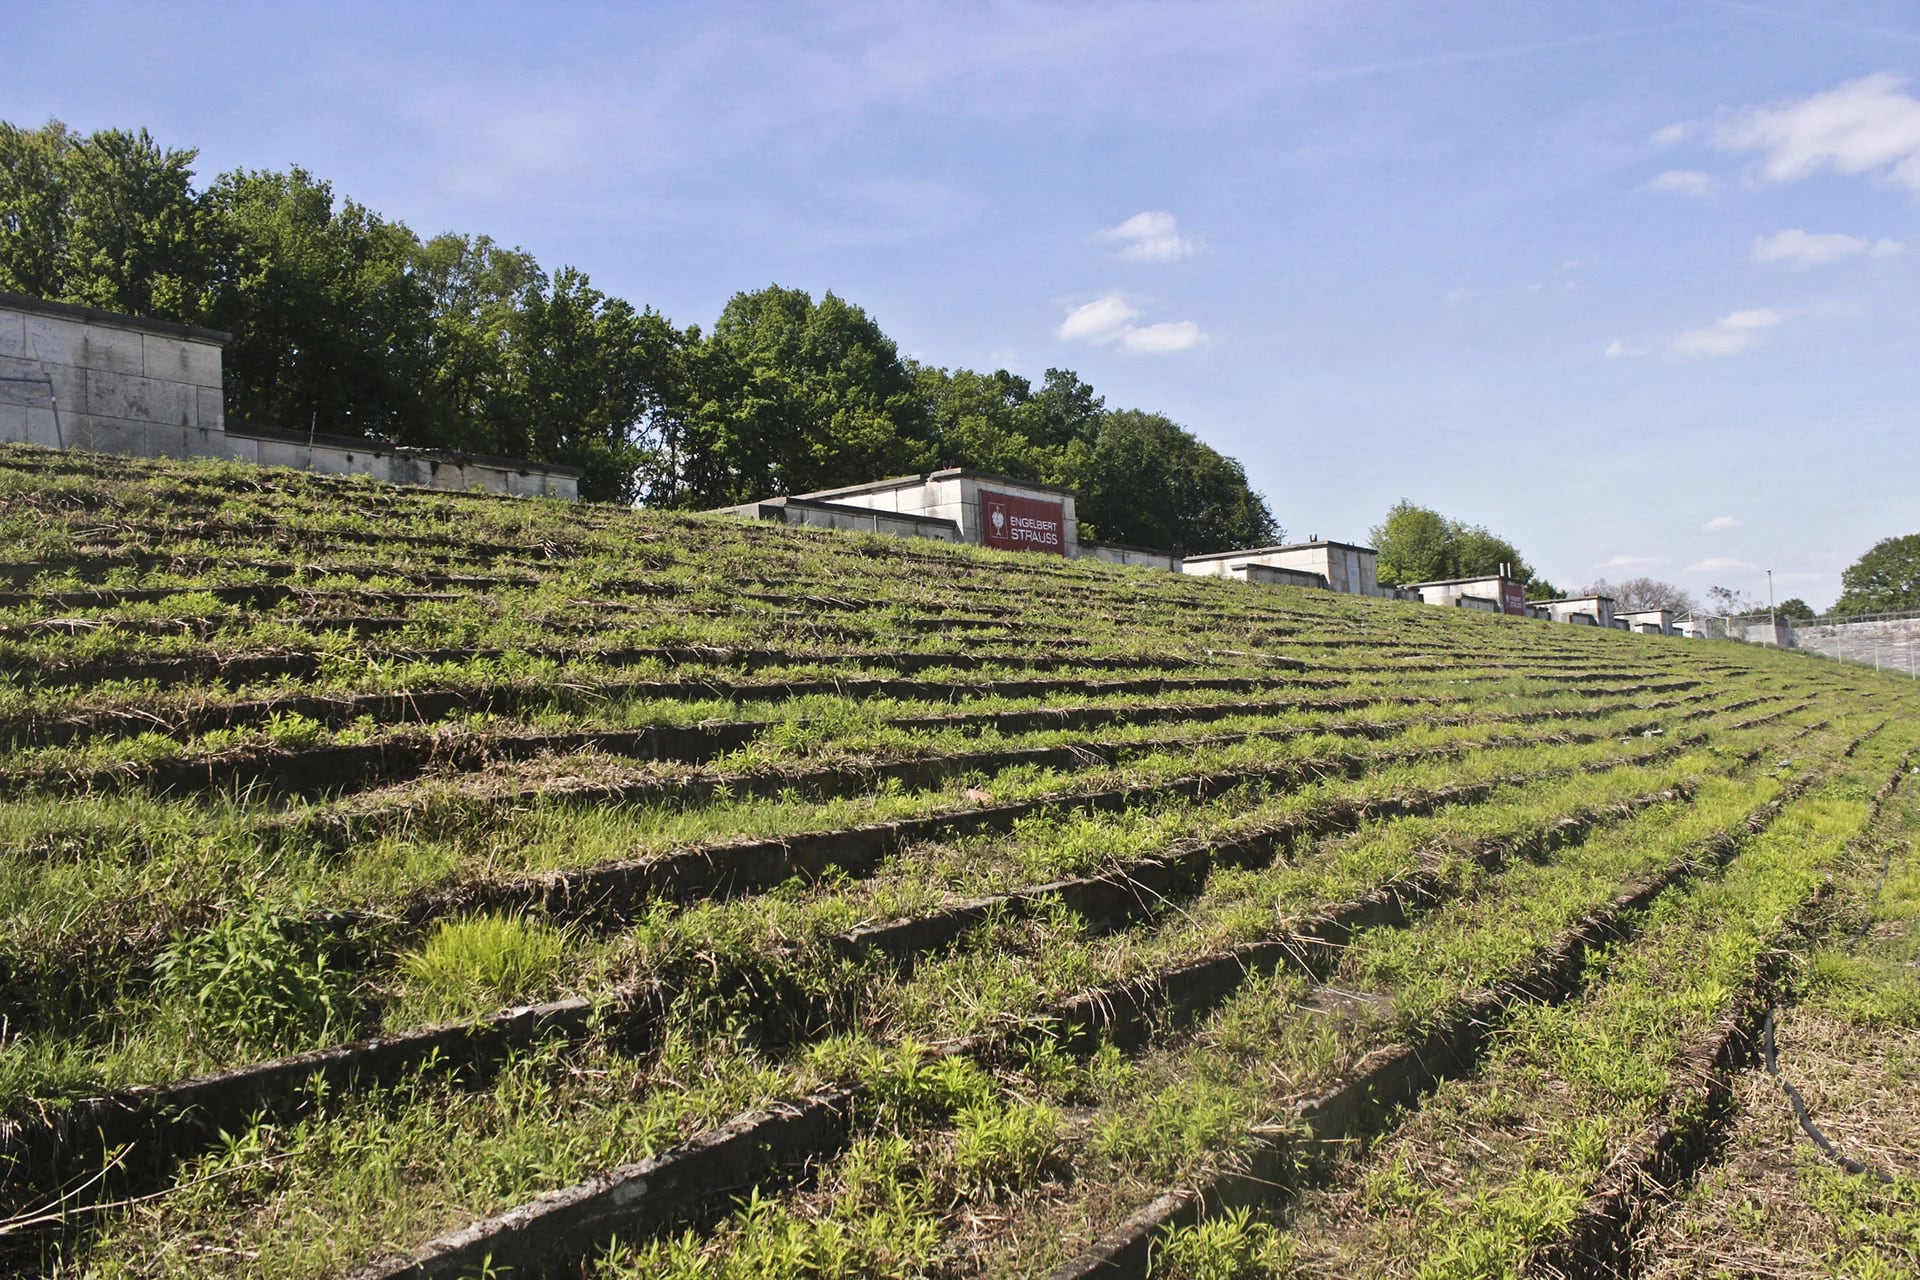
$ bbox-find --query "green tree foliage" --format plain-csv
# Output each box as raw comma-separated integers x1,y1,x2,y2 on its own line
0,120,73,298
1371,500,1534,586
206,167,432,441
1834,533,1920,615
1063,410,1279,553
1,118,1279,529
1776,597,1816,621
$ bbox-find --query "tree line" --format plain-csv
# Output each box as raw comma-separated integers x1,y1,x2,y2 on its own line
0,120,1278,550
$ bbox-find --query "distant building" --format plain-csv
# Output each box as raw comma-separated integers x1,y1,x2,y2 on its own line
719,468,1078,556
1403,574,1529,616
1181,540,1386,597
1617,608,1676,636
1537,595,1617,628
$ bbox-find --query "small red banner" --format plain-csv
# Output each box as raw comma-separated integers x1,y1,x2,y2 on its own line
1501,581,1527,615
981,490,1066,555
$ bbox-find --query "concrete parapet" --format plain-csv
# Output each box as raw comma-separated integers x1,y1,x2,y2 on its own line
722,495,961,542
1081,541,1179,571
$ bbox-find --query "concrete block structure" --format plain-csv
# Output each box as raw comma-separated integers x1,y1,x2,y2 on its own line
1403,574,1528,616
1182,540,1385,597
1540,595,1617,628
224,423,580,499
1234,562,1330,590
1081,541,1180,571
0,292,580,499
0,292,228,459
722,469,1077,556
1617,608,1675,635
722,494,960,542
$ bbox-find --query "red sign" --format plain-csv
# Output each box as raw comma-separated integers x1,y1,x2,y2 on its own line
1501,581,1527,615
981,490,1066,555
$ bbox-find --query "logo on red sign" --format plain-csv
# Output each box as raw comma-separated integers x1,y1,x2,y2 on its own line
981,491,1065,555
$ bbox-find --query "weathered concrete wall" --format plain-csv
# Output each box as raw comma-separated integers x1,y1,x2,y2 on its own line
1081,541,1179,571
1544,596,1616,628
1233,562,1328,590
1183,542,1383,597
1617,609,1675,635
225,427,580,500
805,470,1079,556
721,496,960,542
1792,617,1920,673
0,293,227,459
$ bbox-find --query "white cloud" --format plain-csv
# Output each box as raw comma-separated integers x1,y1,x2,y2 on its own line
1667,307,1790,360
1650,169,1717,198
1716,72,1920,191
1118,320,1210,353
1056,294,1208,355
1056,294,1141,344
1688,556,1759,574
1603,554,1661,570
1703,515,1740,532
1096,210,1203,262
1651,122,1689,146
1752,228,1904,267
1603,339,1646,359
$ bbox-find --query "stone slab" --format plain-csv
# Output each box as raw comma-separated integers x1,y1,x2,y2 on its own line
85,368,194,428
141,332,222,387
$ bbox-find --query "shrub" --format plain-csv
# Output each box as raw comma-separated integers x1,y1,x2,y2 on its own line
399,912,569,1019
154,897,350,1054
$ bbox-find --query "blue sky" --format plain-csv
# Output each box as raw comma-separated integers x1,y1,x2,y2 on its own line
6,1,1917,608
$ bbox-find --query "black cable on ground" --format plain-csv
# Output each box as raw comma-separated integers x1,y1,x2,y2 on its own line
1759,837,1903,1184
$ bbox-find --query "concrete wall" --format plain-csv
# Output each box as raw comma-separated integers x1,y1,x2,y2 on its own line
0,293,579,500
1793,615,1920,674
722,495,960,542
1233,562,1328,590
1617,609,1674,635
1544,596,1616,628
1409,576,1523,613
1183,542,1383,596
1081,541,1180,571
0,293,227,460
802,469,1079,556
225,427,579,500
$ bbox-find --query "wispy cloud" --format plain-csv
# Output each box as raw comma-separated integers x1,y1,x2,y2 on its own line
1668,308,1790,360
1056,293,1209,354
1096,210,1203,262
1688,556,1759,574
1603,554,1661,570
1751,228,1902,267
1056,294,1140,343
1651,122,1689,146
1650,169,1716,198
1715,72,1920,191
1119,320,1209,353
1703,515,1740,532
1603,339,1646,359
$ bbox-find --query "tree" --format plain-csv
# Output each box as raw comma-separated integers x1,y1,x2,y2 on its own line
1776,598,1816,621
1065,410,1280,553
205,167,433,441
1834,533,1920,615
0,119,73,298
1524,578,1563,602
60,127,213,320
1370,500,1533,586
1706,585,1759,616
1576,576,1697,614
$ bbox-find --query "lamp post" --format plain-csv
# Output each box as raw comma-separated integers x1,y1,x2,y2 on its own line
1767,569,1775,643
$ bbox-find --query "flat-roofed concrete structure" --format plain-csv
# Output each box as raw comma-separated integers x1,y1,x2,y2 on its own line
0,292,580,499
1182,540,1384,597
1540,595,1617,628
1403,574,1529,616
1617,608,1675,635
0,291,229,460
725,469,1077,556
